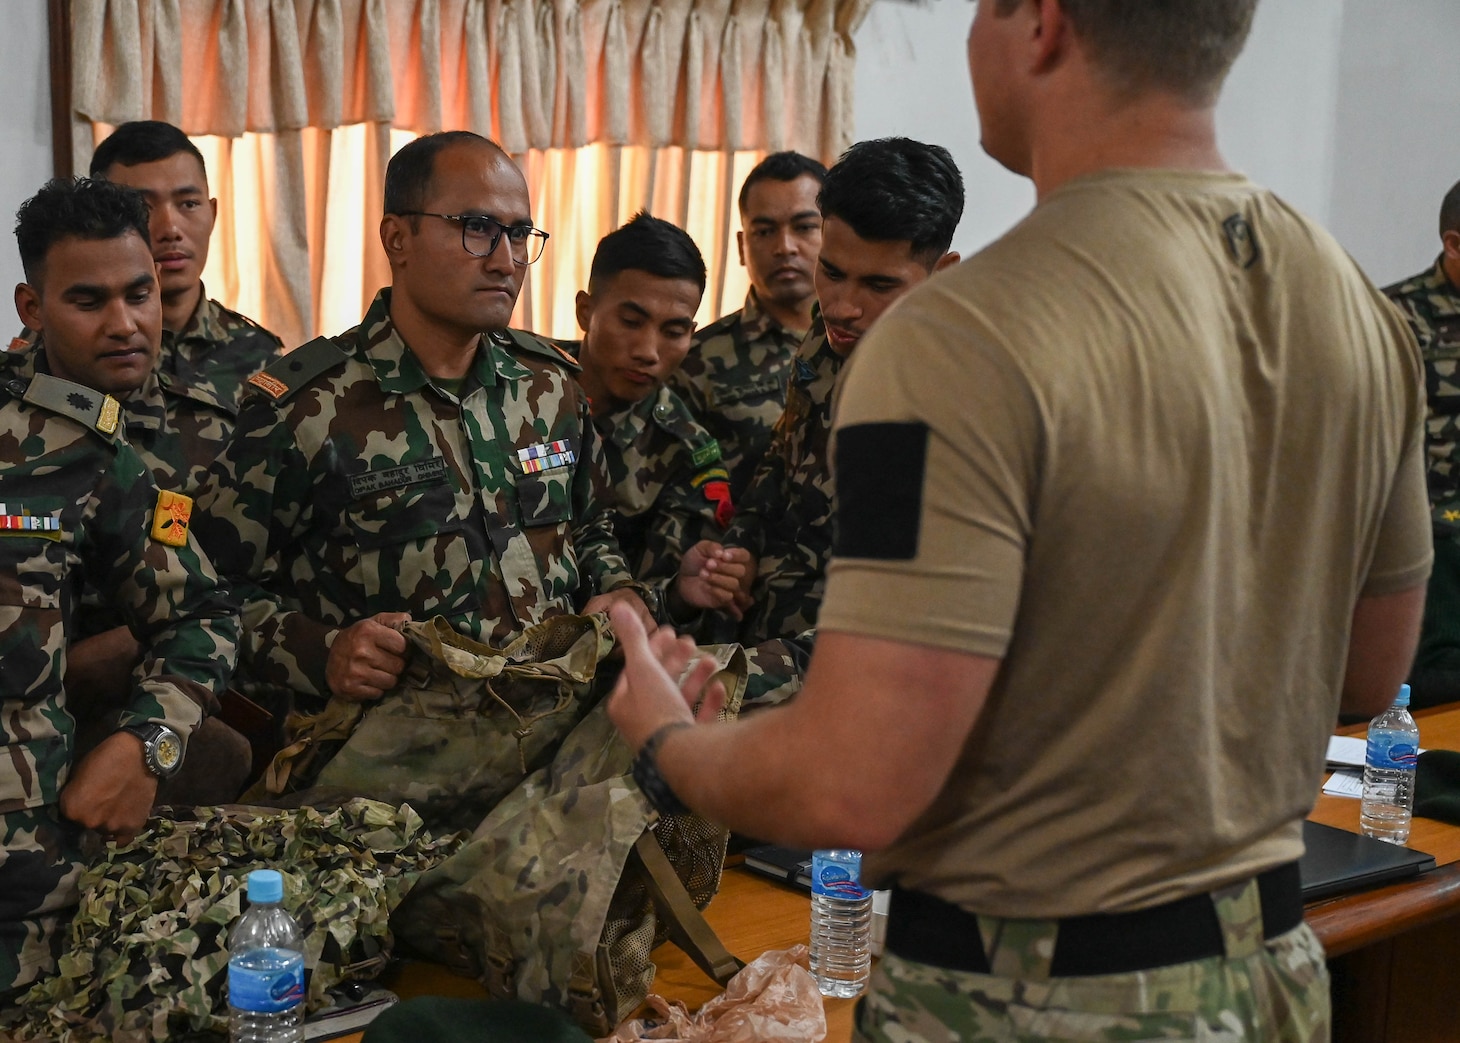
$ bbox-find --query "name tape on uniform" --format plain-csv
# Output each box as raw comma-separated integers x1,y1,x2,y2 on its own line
347,457,450,499
518,440,576,474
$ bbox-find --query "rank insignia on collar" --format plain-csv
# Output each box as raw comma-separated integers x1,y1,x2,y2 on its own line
517,439,576,473
150,490,194,547
97,395,121,435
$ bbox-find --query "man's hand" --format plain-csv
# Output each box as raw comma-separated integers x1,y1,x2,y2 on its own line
59,731,159,845
584,586,657,633
672,541,754,617
606,602,725,751
326,612,411,701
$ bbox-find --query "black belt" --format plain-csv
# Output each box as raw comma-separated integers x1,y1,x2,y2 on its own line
886,861,1303,978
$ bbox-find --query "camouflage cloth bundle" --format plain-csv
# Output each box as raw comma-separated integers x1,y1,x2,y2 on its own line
0,800,464,1043
254,614,614,832
393,651,748,1037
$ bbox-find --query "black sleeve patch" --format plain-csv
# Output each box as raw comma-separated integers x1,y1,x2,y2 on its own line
833,421,929,561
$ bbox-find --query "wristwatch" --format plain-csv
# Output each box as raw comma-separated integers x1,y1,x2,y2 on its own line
121,723,185,780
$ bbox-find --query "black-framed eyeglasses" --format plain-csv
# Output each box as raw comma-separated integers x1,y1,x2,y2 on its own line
397,211,550,265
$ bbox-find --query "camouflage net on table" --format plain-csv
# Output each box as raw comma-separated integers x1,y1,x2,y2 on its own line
0,799,465,1043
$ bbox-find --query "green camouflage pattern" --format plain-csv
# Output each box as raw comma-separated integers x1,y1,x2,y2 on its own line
593,384,733,592
858,879,1330,1042
192,288,638,706
740,630,813,710
1384,258,1460,509
171,293,285,410
392,647,746,1037
0,799,465,1043
724,316,843,644
3,337,235,499
0,373,239,997
670,291,802,496
264,614,616,833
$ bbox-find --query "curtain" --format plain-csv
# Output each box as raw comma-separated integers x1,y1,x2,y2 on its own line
70,0,874,346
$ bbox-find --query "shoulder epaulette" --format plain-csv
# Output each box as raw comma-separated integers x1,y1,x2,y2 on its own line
246,336,350,403
20,373,122,440
648,388,722,465
218,303,285,345
496,328,581,371
692,311,742,344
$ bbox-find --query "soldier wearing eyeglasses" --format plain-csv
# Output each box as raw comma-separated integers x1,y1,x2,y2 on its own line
193,131,655,718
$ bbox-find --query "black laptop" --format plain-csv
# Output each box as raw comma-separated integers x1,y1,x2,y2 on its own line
742,822,1436,902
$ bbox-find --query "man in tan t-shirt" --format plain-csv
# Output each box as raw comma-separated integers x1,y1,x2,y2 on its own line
602,2,1431,1040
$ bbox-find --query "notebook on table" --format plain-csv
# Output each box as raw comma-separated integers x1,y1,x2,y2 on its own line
742,822,1437,903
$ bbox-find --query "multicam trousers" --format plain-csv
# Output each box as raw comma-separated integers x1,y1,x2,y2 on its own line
0,804,84,1002
854,877,1331,1043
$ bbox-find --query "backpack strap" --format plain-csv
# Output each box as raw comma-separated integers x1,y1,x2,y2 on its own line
629,830,745,985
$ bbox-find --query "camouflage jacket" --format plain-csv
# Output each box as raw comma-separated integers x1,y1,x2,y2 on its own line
593,384,733,590
1384,259,1460,512
192,289,639,703
723,317,843,643
0,372,238,814
670,290,802,496
2,340,236,497
171,292,284,410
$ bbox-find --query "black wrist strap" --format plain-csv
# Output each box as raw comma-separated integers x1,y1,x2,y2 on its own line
632,722,693,815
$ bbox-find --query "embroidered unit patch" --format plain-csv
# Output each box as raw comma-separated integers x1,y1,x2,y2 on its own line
151,490,194,547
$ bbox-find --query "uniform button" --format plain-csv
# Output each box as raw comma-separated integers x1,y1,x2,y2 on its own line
653,402,673,422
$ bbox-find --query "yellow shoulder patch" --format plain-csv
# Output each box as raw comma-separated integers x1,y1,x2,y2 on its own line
248,371,290,398
97,395,121,435
151,490,194,547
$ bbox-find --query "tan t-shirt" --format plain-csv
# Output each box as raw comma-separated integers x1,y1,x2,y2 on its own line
819,169,1432,918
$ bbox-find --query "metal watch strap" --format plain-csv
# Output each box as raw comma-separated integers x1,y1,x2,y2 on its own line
632,722,693,815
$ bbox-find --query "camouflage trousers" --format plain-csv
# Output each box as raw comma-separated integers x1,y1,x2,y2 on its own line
0,804,84,1003
740,631,814,710
855,878,1330,1043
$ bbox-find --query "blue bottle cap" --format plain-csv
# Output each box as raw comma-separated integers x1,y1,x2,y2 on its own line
1395,684,1411,709
247,869,284,903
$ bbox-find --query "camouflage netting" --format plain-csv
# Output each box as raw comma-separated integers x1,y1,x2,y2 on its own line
0,799,464,1043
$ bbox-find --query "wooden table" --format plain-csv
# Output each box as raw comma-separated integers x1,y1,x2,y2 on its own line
341,704,1460,1043
1305,703,1460,1043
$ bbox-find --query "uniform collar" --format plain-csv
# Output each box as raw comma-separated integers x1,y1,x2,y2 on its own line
361,288,506,395
595,386,662,449
174,289,228,345
740,288,807,342
18,337,170,429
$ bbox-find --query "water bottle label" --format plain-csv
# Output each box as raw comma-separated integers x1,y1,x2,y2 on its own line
1366,734,1419,771
811,855,870,900
228,950,305,1013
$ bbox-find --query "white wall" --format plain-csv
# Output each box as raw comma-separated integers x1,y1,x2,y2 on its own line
0,1,55,299
852,0,1454,287
1327,0,1460,286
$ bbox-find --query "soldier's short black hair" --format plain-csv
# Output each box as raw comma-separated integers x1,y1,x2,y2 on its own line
991,0,1256,104
384,131,506,217
15,177,151,285
588,212,707,294
817,138,964,266
738,152,828,216
90,120,208,181
1441,180,1460,239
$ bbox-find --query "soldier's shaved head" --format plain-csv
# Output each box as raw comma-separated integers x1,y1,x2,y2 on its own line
384,131,513,220
1440,179,1460,239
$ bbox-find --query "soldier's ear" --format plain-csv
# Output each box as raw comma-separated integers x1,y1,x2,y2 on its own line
14,281,42,333
1444,229,1460,264
380,215,408,263
575,290,594,334
934,251,961,272
736,229,746,267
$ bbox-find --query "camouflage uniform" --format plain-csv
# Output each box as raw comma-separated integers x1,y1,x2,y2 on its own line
0,372,238,999
192,289,642,708
856,879,1330,1042
592,384,733,599
2,338,236,499
671,290,803,496
170,292,285,412
723,316,843,644
1384,261,1460,706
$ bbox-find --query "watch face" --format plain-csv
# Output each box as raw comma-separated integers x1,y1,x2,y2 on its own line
153,730,183,773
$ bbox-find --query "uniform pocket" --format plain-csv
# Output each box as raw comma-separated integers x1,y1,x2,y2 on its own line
0,533,66,609
344,477,472,616
515,465,573,528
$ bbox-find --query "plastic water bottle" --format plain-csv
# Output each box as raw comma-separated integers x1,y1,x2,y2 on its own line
1361,684,1420,845
809,849,873,997
228,869,306,1042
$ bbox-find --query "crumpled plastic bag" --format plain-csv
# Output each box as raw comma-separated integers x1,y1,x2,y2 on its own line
598,945,827,1042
